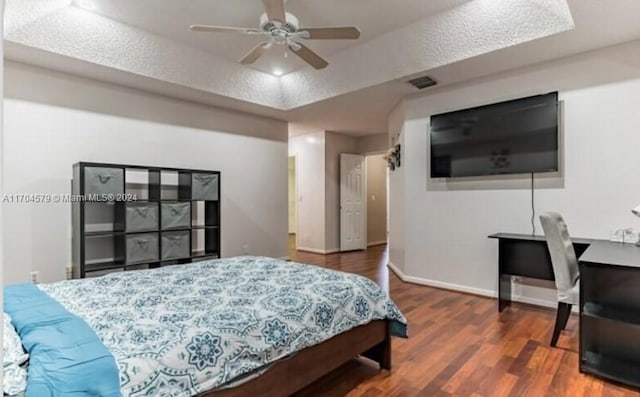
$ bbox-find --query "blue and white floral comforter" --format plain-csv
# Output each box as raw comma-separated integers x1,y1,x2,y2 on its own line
39,256,407,397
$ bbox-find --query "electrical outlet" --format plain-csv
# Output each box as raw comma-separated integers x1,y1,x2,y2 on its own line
243,244,250,255
30,271,39,284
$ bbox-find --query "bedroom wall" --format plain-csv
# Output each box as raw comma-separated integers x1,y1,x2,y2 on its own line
1,2,5,353
357,133,388,155
391,39,640,306
387,102,405,274
3,61,289,284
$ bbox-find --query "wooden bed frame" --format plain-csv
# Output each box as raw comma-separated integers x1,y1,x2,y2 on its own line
201,320,391,397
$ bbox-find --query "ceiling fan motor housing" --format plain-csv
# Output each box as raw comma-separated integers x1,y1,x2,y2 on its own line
260,12,300,44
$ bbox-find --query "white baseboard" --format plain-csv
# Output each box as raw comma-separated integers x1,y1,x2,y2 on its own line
387,262,563,310
277,256,290,261
296,247,340,255
367,241,387,247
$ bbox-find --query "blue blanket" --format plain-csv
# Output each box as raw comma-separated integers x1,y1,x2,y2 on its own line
4,284,121,397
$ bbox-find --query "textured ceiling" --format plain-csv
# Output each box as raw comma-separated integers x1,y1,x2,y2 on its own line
79,0,467,75
5,1,640,136
4,0,575,111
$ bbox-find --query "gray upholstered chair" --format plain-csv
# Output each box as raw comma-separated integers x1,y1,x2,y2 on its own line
540,212,579,347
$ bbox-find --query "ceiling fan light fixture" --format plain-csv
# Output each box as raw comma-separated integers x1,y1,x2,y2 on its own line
74,0,97,11
272,68,284,77
260,12,299,33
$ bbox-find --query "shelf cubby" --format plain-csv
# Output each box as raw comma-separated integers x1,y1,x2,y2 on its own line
580,261,640,388
73,162,221,278
125,168,150,200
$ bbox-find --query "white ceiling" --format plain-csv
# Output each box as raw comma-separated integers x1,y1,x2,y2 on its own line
5,1,640,136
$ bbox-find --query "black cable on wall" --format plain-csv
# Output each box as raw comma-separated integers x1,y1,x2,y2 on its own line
531,172,536,236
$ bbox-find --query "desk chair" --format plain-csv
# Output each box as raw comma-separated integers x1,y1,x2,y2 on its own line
540,212,579,347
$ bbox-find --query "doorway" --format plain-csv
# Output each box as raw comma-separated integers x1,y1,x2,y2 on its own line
288,156,297,250
365,153,388,247
340,153,367,251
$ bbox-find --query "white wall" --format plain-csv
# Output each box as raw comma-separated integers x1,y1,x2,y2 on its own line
288,129,326,253
388,103,406,273
3,62,289,284
357,133,388,155
392,40,640,305
1,0,6,370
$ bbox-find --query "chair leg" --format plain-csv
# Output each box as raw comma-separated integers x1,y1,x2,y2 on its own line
550,302,572,347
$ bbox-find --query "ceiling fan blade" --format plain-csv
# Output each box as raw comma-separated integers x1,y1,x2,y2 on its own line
239,42,273,65
289,43,328,70
262,0,286,23
190,25,262,34
299,27,361,40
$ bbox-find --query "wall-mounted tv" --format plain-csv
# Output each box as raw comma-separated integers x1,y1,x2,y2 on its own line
430,92,559,178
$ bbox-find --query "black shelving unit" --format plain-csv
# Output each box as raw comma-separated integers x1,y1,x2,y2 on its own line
579,246,640,389
72,162,221,278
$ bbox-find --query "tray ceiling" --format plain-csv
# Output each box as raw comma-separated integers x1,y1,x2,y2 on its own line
5,1,640,135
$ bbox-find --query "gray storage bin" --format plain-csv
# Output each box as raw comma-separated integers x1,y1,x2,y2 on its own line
126,233,159,265
86,268,124,278
161,202,191,230
127,264,149,271
192,173,218,201
161,231,190,260
126,202,158,232
85,167,124,197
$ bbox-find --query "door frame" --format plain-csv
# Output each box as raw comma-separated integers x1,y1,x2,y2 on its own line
288,155,298,237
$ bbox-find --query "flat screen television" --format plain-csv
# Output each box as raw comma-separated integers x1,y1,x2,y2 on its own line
430,92,559,178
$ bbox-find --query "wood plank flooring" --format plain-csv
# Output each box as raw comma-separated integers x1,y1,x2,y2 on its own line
288,238,640,397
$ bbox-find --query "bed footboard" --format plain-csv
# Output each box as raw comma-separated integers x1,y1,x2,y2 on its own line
201,320,391,397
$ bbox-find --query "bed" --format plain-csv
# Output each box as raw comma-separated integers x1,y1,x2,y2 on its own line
4,256,407,397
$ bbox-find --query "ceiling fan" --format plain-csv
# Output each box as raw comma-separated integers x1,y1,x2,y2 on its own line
189,0,361,70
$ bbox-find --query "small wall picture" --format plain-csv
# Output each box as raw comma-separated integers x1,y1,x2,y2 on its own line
384,144,402,171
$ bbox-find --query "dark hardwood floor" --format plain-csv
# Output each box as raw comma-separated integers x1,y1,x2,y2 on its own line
288,236,640,397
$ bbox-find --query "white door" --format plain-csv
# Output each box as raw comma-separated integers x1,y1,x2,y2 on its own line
340,153,367,251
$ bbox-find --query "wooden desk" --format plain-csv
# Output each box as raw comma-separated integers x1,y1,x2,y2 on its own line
579,241,640,388
490,234,640,387
488,233,598,312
